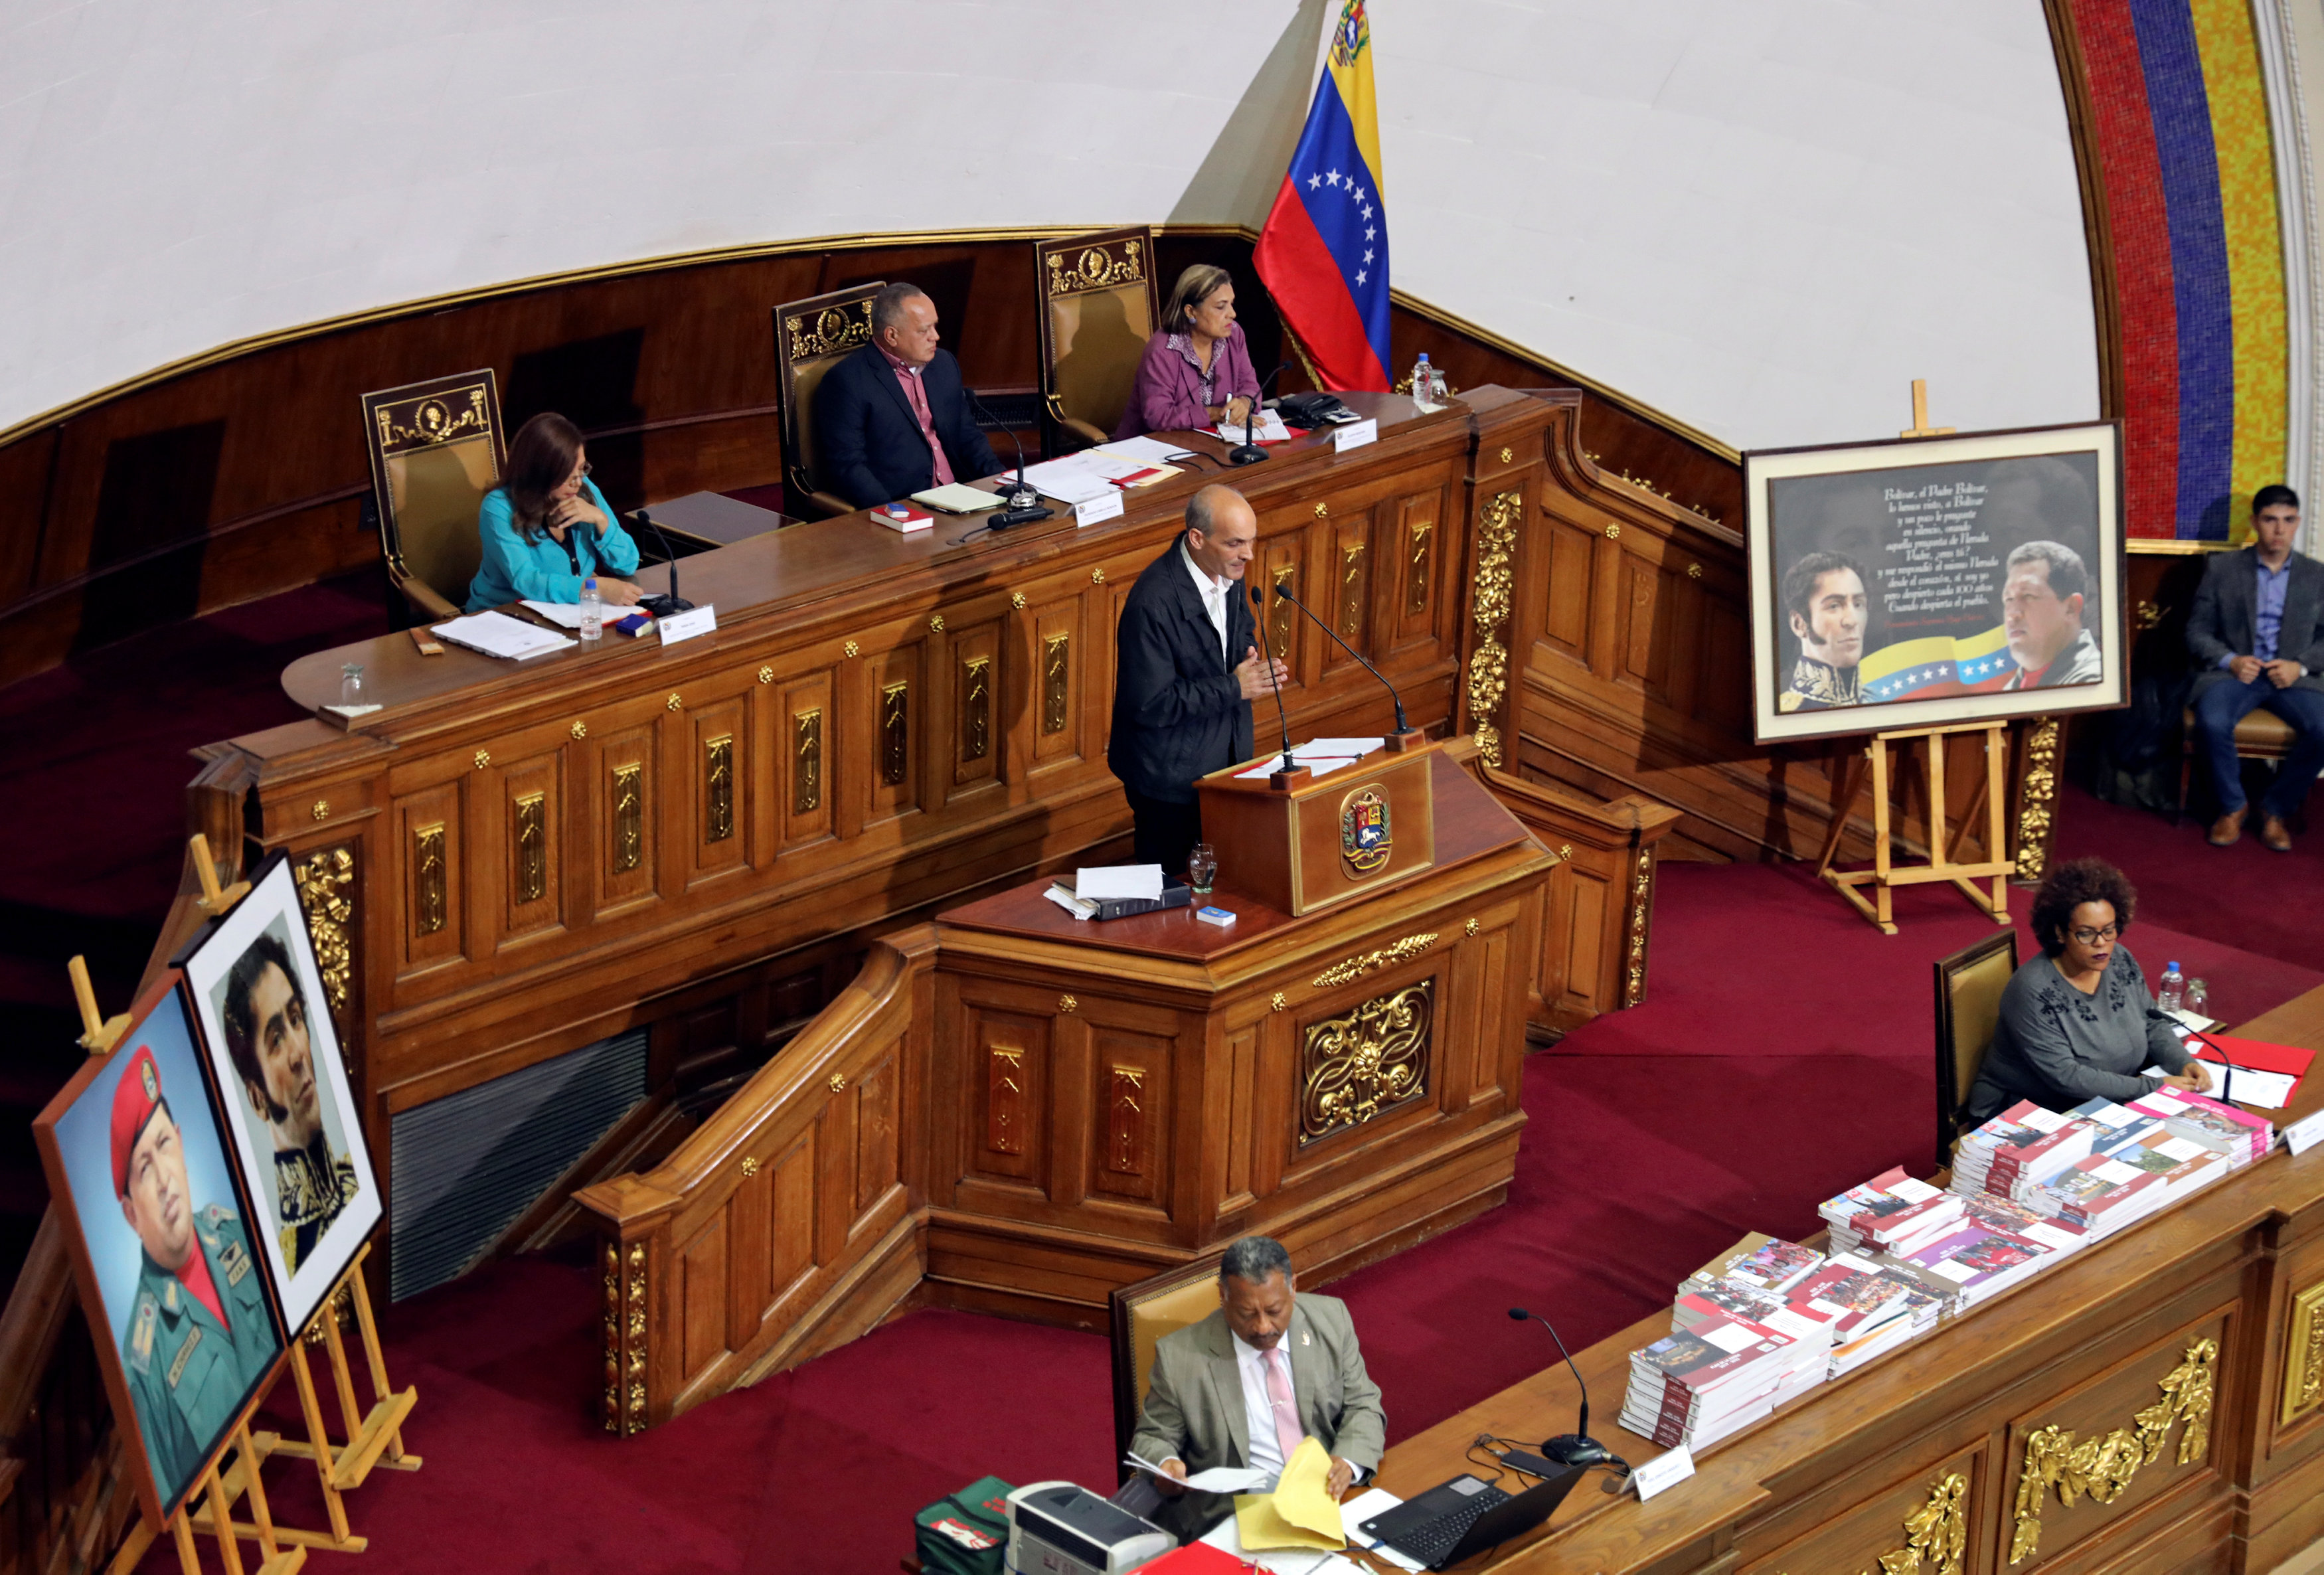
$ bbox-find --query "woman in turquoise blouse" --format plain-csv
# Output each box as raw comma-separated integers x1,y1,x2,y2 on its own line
466,412,647,612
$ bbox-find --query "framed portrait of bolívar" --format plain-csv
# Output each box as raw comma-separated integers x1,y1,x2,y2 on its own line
1746,422,2127,744
33,978,288,1525
180,853,380,1336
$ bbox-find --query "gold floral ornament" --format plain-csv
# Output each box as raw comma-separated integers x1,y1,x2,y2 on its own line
1465,491,1519,767
1301,982,1433,1143
2010,1337,2216,1564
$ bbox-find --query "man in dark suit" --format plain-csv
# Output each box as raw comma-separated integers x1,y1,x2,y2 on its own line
2187,483,2324,850
813,282,1001,508
1108,485,1287,878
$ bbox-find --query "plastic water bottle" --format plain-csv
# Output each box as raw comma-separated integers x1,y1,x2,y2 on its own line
578,577,603,643
1411,353,1441,410
2157,960,2185,1015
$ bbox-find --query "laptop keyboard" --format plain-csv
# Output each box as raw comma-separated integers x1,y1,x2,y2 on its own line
1378,1485,1510,1566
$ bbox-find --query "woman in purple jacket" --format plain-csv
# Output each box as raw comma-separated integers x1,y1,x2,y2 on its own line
1115,266,1261,439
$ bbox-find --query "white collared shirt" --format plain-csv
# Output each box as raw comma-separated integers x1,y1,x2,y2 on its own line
1181,539,1230,665
1229,1328,1294,1484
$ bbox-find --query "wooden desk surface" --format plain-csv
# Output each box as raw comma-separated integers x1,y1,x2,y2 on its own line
280,393,1457,724
1365,985,2324,1572
939,750,1527,959
638,489,797,549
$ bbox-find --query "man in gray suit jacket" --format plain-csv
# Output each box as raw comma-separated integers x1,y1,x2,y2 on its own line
1131,1236,1385,1542
2187,485,2324,850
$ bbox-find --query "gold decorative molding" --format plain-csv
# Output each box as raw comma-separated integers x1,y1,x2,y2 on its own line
880,681,910,786
793,708,822,814
1105,1065,1146,1175
291,845,357,1062
782,297,876,363
1301,980,1433,1144
961,656,991,760
757,665,774,684
1313,932,1438,989
1313,501,1329,519
1687,562,1702,580
473,749,490,770
2285,1281,2324,1426
1498,446,1513,464
570,718,588,738
827,1072,847,1093
1777,1472,1966,1575
412,823,447,935
665,693,683,712
513,790,548,903
1406,521,1433,615
1058,994,1078,1014
986,1046,1025,1154
1091,567,1106,584
1270,565,1297,665
1463,917,1479,937
844,639,859,657
1042,634,1070,735
1011,591,1027,610
2015,719,2062,882
309,798,329,821
2009,1337,2218,1565
928,614,944,633
1339,540,1367,638
1465,490,1520,767
1270,991,1288,1011
372,383,491,454
1604,522,1620,539
611,763,644,872
1625,852,1652,1007
1046,237,1145,295
738,1155,758,1178
703,734,734,843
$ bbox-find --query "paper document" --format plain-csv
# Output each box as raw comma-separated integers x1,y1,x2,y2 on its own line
521,600,590,629
1076,864,1164,902
1337,1489,1424,1572
1234,1438,1347,1551
429,611,576,661
1044,885,1097,921
2214,1064,2298,1109
1018,458,1116,505
1121,1454,1266,1493
1297,738,1385,759
1198,1511,1366,1574
1237,754,1359,780
1214,411,1293,442
912,483,1003,513
1096,436,1195,465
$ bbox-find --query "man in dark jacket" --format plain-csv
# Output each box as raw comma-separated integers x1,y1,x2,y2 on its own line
2187,483,2324,849
813,283,1001,508
1108,485,1287,878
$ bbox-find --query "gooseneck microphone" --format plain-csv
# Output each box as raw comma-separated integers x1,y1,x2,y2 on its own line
630,509,695,618
1273,583,1422,750
1508,1307,1615,1468
965,388,1052,530
1226,362,1295,467
1248,582,1301,787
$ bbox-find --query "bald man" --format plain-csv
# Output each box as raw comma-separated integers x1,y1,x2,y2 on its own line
1108,485,1288,878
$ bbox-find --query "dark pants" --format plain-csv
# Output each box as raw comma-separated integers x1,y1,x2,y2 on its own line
1125,788,1202,881
2191,675,2324,819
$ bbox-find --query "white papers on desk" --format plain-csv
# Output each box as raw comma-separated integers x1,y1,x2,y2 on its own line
521,600,590,629
1020,452,1164,504
1197,1515,1366,1575
1299,737,1384,758
430,610,576,660
1238,754,1360,780
1075,865,1164,902
1120,1453,1266,1494
1096,436,1195,465
1213,410,1293,442
1336,1490,1424,1572
2214,1065,2298,1108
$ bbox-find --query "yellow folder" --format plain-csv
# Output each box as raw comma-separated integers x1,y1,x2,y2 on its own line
1232,1436,1347,1551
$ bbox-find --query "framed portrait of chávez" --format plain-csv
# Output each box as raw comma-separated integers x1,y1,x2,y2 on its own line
33,978,287,1525
181,853,380,1335
1746,422,2125,744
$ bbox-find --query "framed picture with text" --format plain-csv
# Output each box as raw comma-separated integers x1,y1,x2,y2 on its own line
1746,421,2127,744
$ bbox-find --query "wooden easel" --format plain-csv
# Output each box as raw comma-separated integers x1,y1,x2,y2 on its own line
106,1422,307,1575
1816,722,2016,934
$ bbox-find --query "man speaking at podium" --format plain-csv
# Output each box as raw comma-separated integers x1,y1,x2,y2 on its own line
1109,485,1289,879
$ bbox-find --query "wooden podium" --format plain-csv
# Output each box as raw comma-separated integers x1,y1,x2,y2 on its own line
1197,737,1438,916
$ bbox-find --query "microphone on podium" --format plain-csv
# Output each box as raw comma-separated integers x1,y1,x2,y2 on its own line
1273,582,1424,750
1508,1307,1618,1469
1248,582,1300,786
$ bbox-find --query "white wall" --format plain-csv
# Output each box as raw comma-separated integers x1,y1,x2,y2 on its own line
0,0,2100,457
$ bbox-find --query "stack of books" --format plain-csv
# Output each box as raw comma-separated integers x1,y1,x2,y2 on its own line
1950,1104,2096,1201
1819,1168,1953,1255
1892,1214,2069,1307
1784,1256,1928,1376
2138,1088,2274,1167
1620,1313,1826,1450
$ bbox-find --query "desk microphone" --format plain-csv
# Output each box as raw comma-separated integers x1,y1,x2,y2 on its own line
1274,584,1423,750
1226,363,1295,467
630,509,695,619
965,388,1053,530
1508,1308,1616,1468
1248,582,1301,788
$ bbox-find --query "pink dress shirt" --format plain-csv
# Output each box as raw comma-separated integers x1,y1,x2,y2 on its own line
877,343,955,487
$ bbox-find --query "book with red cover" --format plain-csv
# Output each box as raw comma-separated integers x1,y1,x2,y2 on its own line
873,504,934,532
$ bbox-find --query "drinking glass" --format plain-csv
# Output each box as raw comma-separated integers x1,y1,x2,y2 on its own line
1187,843,1217,898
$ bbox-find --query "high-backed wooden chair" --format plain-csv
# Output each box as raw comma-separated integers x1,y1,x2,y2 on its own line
1934,930,2019,1167
1108,1254,1223,1483
1035,227,1159,451
2177,704,2299,823
772,283,884,519
361,371,506,622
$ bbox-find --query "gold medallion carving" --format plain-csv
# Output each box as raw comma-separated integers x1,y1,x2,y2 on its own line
310,799,330,821
513,791,548,904
703,734,734,843
2009,1336,2217,1564
373,383,491,452
1313,502,1329,519
1046,237,1145,295
827,1072,847,1093
2015,719,2062,882
1301,981,1433,1144
929,614,944,633
570,719,588,738
1042,634,1070,734
739,1155,758,1178
1777,1471,1967,1575
2284,1280,2324,1426
1092,567,1106,584
412,823,447,935
1011,591,1027,610
1270,991,1288,1012
1058,994,1077,1014
666,693,683,712
757,665,774,685
1466,490,1519,767
1313,932,1438,989
880,682,910,786
962,656,991,760
1463,917,1478,937
783,299,874,363
844,639,859,657
473,750,490,770
793,709,822,814
611,764,644,872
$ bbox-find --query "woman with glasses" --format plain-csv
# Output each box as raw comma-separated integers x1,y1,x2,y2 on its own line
1962,857,2210,1123
465,412,647,612
1114,265,1260,440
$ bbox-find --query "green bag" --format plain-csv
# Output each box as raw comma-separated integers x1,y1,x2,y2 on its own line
914,1476,1013,1575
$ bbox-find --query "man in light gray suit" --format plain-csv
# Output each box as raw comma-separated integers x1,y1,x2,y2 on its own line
1131,1235,1386,1542
2188,485,2324,851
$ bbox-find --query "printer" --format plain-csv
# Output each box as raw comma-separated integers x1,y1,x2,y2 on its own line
1005,1482,1175,1575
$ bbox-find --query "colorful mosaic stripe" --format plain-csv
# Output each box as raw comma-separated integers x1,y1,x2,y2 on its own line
2068,0,2288,540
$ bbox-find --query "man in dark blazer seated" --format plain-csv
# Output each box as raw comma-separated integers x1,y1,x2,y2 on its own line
1108,485,1287,878
2188,483,2324,851
814,282,1001,508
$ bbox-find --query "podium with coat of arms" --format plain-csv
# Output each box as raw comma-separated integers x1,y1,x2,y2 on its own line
922,742,1553,1316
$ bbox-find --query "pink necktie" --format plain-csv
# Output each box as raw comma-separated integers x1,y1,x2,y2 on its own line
1265,1347,1303,1464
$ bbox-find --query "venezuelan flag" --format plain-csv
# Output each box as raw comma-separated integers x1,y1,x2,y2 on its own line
1860,627,2017,703
1253,0,1392,391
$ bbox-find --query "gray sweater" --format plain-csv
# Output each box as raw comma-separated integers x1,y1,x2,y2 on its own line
1963,944,2192,1123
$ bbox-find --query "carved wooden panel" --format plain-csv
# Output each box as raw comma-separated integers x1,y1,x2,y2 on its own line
868,644,920,827
597,726,657,916
678,1209,728,1382
395,783,463,974
764,1131,816,1309
1391,490,1444,652
688,696,748,884
946,620,1001,796
498,752,561,942
853,1050,902,1223
780,672,833,849
969,1009,1048,1187
1299,977,1434,1147
1539,507,1596,671
1738,1453,1979,1575
1259,536,1305,691
2284,1278,2324,1428
1330,515,1372,665
1088,1025,1172,1207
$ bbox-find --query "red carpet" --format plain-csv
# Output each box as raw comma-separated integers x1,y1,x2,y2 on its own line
135,847,2319,1573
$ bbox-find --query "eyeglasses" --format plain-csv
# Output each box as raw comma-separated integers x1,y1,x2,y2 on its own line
2068,924,2120,946
571,461,593,479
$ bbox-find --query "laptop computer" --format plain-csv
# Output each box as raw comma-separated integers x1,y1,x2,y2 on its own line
1357,1463,1586,1570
